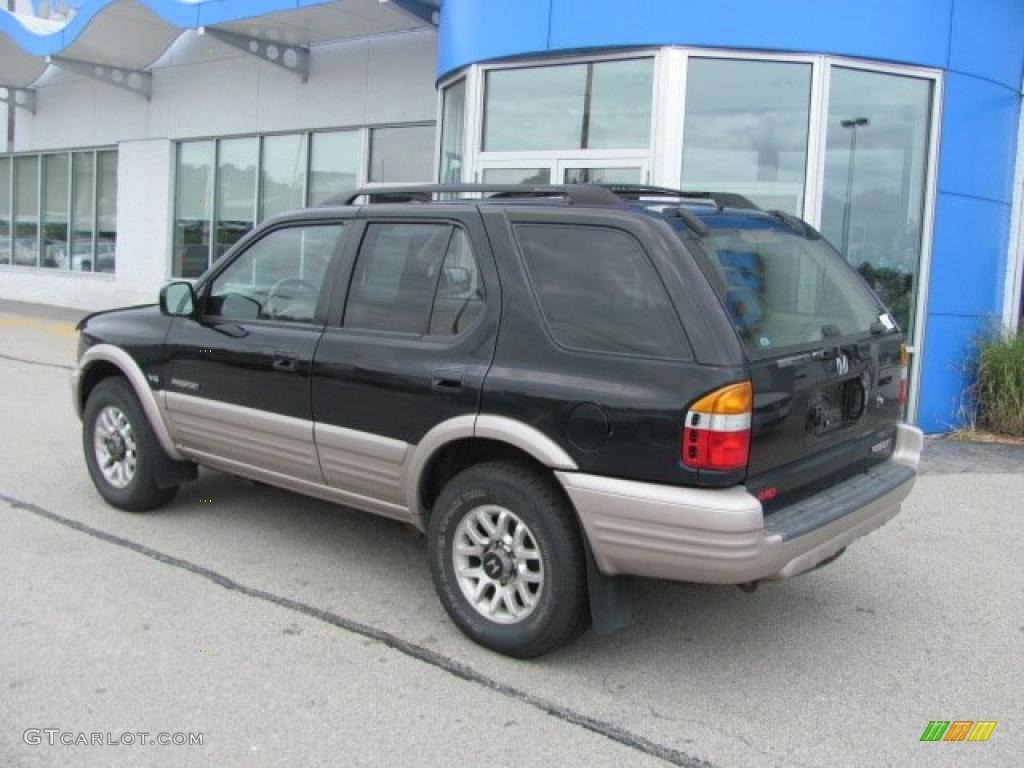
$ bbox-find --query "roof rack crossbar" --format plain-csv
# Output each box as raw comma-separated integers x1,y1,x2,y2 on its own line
338,184,621,207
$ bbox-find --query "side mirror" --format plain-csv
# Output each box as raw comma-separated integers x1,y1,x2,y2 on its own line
160,281,196,318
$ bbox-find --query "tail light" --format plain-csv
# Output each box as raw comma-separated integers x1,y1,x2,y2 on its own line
898,344,909,408
682,381,752,471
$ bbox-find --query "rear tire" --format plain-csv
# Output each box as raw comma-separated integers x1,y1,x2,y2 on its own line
428,460,589,658
82,377,178,512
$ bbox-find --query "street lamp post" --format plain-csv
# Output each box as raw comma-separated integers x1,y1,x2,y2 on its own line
840,117,870,259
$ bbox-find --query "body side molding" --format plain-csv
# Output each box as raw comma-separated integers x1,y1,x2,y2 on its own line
72,344,185,462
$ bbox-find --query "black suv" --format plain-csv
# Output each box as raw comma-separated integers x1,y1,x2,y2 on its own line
73,184,922,657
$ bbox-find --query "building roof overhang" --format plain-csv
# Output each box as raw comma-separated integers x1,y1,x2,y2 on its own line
0,0,438,92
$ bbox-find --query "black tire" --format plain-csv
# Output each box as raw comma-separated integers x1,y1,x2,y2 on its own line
82,377,178,512
428,460,589,658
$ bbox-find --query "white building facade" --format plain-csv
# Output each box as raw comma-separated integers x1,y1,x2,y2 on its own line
1,0,440,309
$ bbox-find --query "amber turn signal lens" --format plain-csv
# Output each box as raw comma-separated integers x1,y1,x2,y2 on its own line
688,381,753,416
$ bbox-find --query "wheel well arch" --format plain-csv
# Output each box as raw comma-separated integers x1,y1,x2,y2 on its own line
418,438,558,519
77,359,124,415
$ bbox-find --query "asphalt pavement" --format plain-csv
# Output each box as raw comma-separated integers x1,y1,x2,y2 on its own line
0,299,1020,767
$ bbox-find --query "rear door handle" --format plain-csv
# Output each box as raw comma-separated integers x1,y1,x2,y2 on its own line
432,367,464,390
272,352,299,373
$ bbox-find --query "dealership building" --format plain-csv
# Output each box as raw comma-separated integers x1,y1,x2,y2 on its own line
1,0,1022,432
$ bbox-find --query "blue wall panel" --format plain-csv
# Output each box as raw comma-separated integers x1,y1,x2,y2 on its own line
548,0,952,72
437,0,552,78
948,0,1024,90
438,0,954,77
937,72,1022,206
928,193,1011,317
917,313,989,433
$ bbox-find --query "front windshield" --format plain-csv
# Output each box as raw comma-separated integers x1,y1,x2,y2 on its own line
679,218,889,357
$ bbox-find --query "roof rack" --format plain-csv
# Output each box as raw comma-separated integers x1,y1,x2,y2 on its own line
602,184,759,211
335,183,621,207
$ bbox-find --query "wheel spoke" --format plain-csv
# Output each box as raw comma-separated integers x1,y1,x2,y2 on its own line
516,581,535,608
487,587,504,615
477,511,498,537
471,578,490,602
465,525,489,548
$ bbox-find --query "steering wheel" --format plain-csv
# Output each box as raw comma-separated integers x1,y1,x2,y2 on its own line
265,277,318,320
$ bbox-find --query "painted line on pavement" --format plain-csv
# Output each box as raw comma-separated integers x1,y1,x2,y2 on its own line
0,491,714,768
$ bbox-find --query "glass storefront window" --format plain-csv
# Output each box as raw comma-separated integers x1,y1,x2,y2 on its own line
13,155,39,267
71,152,95,272
174,141,214,278
484,58,653,151
215,137,258,259
370,125,435,183
309,130,360,205
481,168,552,185
682,58,812,215
821,67,933,337
439,79,466,183
260,134,308,220
41,153,70,270
95,150,118,273
0,158,10,265
563,167,642,184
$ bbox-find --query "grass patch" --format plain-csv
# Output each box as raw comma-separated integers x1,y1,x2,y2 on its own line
974,328,1024,437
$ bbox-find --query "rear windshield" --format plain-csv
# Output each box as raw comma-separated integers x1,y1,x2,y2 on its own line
679,219,887,358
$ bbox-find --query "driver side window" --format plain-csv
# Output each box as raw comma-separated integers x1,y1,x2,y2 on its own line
206,224,344,323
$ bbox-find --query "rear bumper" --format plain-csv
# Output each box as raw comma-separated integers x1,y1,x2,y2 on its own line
557,424,923,584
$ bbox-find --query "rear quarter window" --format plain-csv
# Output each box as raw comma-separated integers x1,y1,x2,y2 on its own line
514,223,687,359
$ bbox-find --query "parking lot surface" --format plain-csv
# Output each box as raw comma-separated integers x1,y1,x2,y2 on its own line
1,299,1020,767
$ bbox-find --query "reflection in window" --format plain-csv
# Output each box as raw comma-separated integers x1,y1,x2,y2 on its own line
13,156,39,267
261,134,308,220
0,158,10,265
484,58,653,151
370,125,435,183
208,225,344,323
41,154,70,270
439,79,466,183
215,138,258,259
96,150,117,273
481,168,552,185
821,68,933,338
173,141,214,278
309,130,360,205
682,59,812,215
71,152,95,272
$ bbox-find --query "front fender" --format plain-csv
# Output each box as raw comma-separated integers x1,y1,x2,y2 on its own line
72,344,185,462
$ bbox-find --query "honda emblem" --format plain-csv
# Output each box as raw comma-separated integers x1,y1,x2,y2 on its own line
835,354,850,376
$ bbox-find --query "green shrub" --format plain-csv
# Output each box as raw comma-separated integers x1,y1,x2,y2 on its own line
975,328,1024,436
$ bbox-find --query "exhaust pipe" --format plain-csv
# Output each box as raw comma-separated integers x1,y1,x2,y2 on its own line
737,580,760,593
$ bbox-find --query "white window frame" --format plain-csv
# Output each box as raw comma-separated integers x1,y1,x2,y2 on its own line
1004,79,1024,332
